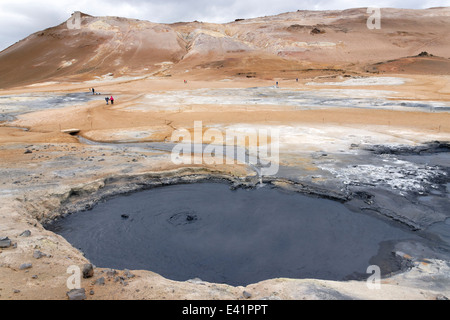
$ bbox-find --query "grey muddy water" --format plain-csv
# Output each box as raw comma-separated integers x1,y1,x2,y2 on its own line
47,181,420,286
137,85,450,112
0,91,98,121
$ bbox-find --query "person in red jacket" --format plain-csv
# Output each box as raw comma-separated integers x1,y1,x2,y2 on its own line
110,96,114,105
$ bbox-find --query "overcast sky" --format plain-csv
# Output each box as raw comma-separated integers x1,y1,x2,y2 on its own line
0,0,448,51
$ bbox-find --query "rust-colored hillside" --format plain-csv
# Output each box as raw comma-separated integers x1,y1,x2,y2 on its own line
0,7,449,88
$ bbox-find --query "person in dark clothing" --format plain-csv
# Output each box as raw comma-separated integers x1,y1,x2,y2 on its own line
92,88,95,95
105,97,110,105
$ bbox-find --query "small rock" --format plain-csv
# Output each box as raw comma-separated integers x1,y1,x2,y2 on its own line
121,214,129,219
90,290,95,295
436,294,448,300
33,250,46,259
106,269,117,278
19,230,31,237
418,51,431,57
13,289,20,294
243,290,252,299
24,150,32,154
82,263,94,278
94,277,105,286
310,27,324,35
115,276,128,285
66,288,86,300
0,237,11,248
124,269,135,278
19,263,32,270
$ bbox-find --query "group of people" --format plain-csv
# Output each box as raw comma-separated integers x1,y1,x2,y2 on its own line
105,96,114,105
89,88,115,105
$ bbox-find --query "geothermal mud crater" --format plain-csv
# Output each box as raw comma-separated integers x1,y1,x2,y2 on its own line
47,180,425,286
41,137,450,287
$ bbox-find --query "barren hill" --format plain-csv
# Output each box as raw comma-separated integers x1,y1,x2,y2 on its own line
0,7,449,88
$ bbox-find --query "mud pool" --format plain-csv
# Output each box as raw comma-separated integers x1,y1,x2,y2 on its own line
134,86,450,112
46,181,422,286
0,92,97,121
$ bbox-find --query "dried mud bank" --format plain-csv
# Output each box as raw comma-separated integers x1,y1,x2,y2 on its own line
1,139,450,300
311,141,450,231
